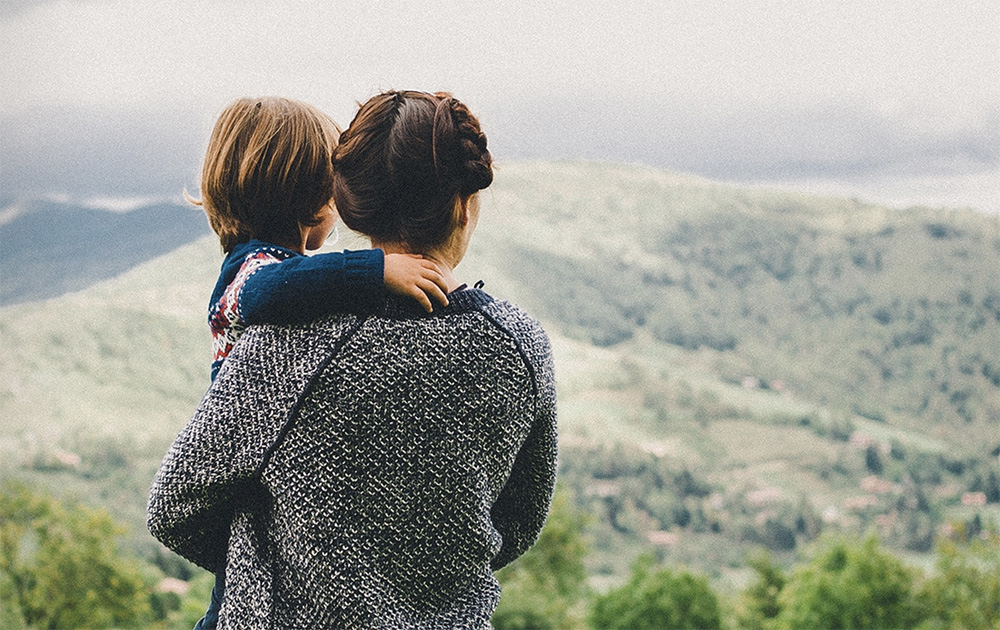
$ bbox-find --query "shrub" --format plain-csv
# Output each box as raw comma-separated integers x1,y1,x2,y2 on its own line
916,536,1000,630
0,480,152,629
590,556,722,630
774,536,922,630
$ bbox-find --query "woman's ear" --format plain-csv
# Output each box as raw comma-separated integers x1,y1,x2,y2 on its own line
455,195,471,227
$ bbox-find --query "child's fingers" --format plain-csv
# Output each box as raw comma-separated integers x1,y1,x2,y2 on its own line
411,288,434,313
409,260,448,289
384,253,453,311
415,266,449,300
420,266,450,295
419,279,449,308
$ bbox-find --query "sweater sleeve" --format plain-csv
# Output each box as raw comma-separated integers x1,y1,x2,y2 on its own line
238,249,384,325
148,322,344,571
146,391,256,572
489,320,558,570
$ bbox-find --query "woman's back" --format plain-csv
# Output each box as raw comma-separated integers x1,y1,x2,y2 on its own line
149,289,557,628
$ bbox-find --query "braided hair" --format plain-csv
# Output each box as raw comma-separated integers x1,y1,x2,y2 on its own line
331,91,493,250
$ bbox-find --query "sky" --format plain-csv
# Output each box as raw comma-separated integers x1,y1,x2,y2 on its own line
1,0,998,212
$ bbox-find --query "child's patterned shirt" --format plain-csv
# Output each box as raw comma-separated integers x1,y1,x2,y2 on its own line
209,247,293,378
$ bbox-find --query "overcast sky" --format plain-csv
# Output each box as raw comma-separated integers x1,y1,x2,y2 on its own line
2,0,998,212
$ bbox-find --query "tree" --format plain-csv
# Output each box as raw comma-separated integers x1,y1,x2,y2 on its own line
985,470,1000,503
590,556,722,630
916,535,1000,630
0,566,28,630
736,550,786,630
492,489,590,629
0,480,152,629
865,444,884,475
774,536,922,630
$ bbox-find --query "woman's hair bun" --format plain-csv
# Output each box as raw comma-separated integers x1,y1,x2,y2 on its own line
332,91,492,250
446,97,493,193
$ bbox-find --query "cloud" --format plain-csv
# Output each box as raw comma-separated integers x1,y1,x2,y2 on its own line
487,97,1000,180
0,0,54,19
3,0,997,126
3,97,996,198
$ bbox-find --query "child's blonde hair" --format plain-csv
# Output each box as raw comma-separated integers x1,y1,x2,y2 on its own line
190,97,341,253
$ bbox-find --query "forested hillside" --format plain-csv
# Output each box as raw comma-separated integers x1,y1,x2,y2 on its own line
473,162,999,438
1,161,998,621
465,161,1000,582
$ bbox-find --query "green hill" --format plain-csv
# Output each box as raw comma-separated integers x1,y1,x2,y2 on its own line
2,160,998,585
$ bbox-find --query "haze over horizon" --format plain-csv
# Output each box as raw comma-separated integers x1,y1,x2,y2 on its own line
2,0,998,213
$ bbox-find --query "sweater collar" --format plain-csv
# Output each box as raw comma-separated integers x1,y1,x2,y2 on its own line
210,239,301,307
381,285,493,319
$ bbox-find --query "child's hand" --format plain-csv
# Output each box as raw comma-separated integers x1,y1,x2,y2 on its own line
384,254,450,313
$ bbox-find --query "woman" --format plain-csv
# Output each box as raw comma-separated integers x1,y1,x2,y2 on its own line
148,91,557,629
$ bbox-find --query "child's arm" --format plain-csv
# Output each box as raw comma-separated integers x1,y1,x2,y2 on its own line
237,249,381,325
238,249,449,325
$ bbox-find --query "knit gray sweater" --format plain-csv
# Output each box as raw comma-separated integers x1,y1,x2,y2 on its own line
147,288,557,629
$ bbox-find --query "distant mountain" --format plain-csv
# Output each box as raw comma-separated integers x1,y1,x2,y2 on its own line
0,199,212,306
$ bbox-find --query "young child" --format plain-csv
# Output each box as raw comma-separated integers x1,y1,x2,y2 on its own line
187,96,449,628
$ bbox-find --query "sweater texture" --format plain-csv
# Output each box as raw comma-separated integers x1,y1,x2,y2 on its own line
148,288,557,629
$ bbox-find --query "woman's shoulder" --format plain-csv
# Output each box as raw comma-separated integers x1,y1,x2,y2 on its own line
480,295,543,329
225,313,361,372
477,295,552,360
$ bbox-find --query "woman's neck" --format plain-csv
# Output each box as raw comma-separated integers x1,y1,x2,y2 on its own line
372,240,464,292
